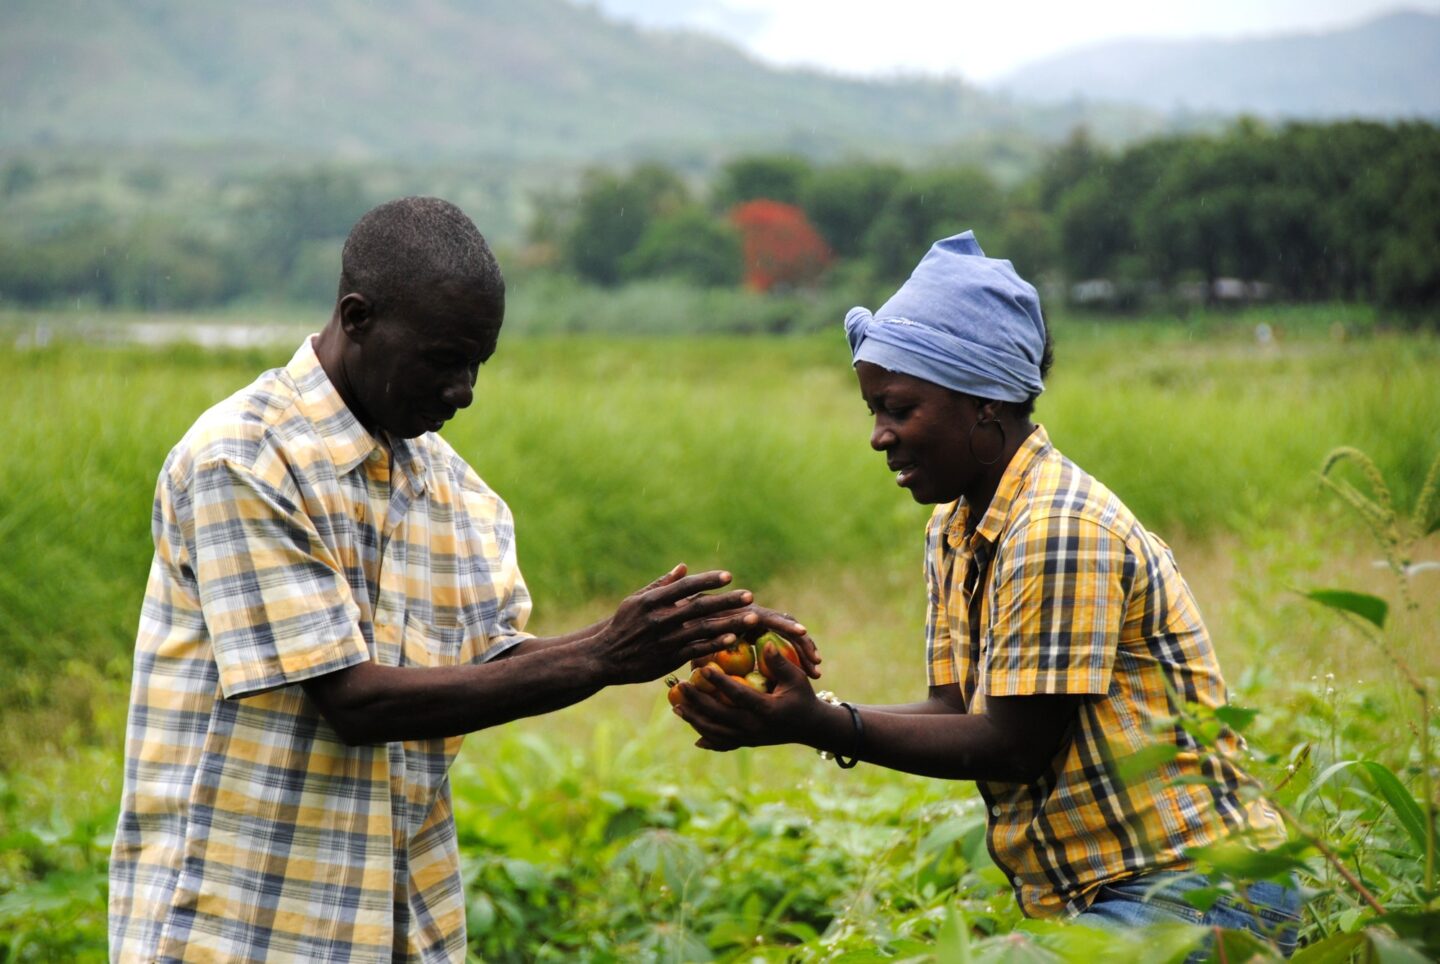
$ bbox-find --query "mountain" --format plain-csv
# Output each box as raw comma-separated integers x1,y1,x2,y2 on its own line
996,9,1440,120
0,0,1158,164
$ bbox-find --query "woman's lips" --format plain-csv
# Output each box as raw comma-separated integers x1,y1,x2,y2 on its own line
889,461,917,487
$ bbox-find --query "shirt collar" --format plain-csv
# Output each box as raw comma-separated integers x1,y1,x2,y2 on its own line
945,424,1052,550
287,336,430,495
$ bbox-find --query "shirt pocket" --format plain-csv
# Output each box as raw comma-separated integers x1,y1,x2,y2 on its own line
401,611,466,667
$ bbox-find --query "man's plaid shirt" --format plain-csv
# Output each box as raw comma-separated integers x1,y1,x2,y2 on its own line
924,426,1281,918
110,337,532,962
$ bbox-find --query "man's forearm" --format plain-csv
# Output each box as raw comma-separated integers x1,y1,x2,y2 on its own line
303,635,610,744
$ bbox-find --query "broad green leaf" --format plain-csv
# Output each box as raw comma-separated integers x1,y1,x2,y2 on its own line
1367,928,1433,964
1112,744,1182,783
500,858,543,890
774,920,821,944
1302,759,1428,851
919,816,972,858
1212,927,1276,962
973,932,1063,964
1052,918,1203,963
1377,910,1440,957
1185,838,1313,880
465,893,497,936
1213,704,1259,733
1304,589,1388,629
934,906,973,964
1180,885,1226,912
1177,717,1223,747
1291,932,1368,964
1355,761,1431,853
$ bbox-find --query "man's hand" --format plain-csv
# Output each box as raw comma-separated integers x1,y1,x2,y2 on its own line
592,564,759,685
674,639,827,751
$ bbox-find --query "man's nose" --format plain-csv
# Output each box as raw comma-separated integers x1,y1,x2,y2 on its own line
441,372,474,410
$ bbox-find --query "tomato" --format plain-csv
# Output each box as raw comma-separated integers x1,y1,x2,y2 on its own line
742,671,769,693
713,641,756,677
688,666,733,705
755,631,801,681
664,674,685,707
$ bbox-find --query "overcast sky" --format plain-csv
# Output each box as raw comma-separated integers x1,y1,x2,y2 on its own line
591,0,1440,82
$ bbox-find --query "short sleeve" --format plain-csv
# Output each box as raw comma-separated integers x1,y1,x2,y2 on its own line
924,507,959,688
457,483,533,664
191,458,370,698
983,512,1131,697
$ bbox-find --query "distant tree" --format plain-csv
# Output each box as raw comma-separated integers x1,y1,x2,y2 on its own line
1,160,39,198
564,163,689,286
712,155,813,210
621,207,743,287
112,220,235,308
800,160,902,258
729,200,831,293
1366,126,1440,312
863,165,1003,280
1287,120,1405,299
1036,127,1101,213
988,206,1058,281
237,168,369,286
1053,137,1186,284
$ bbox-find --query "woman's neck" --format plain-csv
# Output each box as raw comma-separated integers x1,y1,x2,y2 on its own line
962,420,1036,533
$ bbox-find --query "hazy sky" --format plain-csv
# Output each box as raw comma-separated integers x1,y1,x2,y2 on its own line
592,0,1440,82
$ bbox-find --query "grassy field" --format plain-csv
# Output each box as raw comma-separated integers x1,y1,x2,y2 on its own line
1,305,1436,960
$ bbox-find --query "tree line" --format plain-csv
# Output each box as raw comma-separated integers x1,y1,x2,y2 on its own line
536,119,1440,315
1,119,1437,317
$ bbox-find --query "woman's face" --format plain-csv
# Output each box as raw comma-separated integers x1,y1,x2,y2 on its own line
855,361,982,505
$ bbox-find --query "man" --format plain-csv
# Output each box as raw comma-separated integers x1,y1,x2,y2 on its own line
109,197,798,962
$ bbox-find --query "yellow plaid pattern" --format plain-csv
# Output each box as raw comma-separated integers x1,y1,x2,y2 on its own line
110,338,532,963
924,426,1280,918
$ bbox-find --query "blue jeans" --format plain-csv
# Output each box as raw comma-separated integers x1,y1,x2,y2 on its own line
1074,870,1301,959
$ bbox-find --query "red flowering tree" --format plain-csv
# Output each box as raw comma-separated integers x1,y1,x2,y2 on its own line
729,199,833,293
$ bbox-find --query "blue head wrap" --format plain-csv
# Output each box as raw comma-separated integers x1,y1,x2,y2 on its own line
845,231,1046,403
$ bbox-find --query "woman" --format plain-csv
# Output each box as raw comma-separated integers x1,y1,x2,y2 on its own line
675,232,1300,954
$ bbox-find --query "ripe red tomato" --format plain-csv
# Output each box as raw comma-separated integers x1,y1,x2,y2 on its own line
713,642,756,677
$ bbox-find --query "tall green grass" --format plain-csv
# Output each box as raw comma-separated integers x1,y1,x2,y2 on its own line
1,319,1436,703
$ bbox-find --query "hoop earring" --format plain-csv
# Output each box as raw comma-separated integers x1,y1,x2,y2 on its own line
967,418,1007,466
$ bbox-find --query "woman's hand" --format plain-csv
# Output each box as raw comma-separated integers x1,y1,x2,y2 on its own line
741,604,822,679
674,640,830,751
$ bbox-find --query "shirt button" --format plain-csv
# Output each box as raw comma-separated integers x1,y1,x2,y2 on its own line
991,805,1002,817
368,449,383,463
1013,876,1023,888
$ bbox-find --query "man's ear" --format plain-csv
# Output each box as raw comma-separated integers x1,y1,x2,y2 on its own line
337,293,374,341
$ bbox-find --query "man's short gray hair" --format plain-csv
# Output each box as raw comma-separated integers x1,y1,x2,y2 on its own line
338,197,503,314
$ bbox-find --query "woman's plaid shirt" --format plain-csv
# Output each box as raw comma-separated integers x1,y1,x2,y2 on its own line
109,338,533,962
924,426,1281,918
